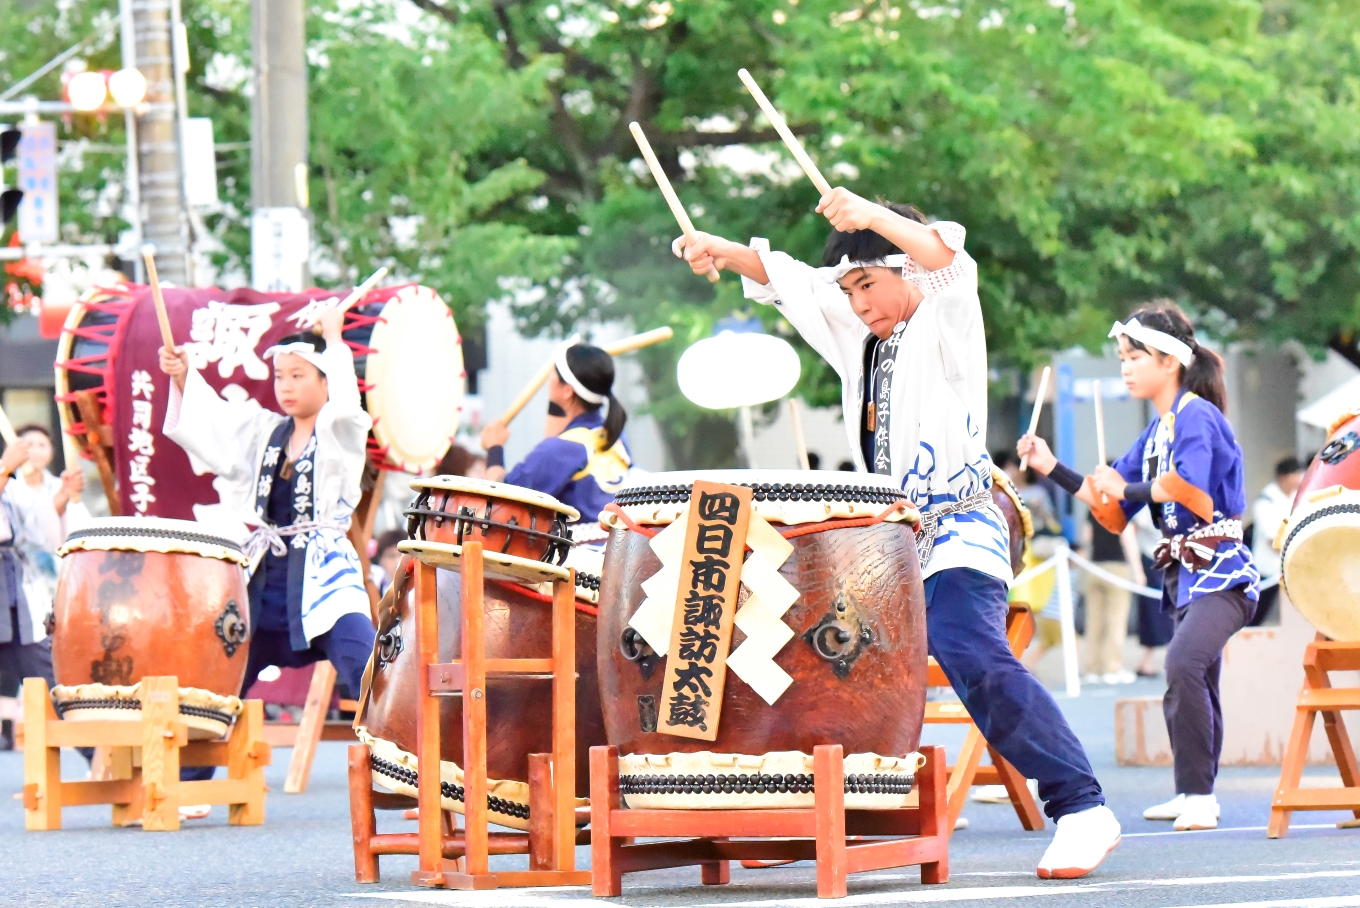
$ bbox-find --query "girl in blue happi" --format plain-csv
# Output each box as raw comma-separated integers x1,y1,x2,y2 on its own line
1020,302,1258,834
479,341,631,544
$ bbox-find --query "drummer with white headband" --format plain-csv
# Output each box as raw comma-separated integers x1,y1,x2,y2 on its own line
676,188,1119,879
480,339,631,544
1020,302,1258,833
159,306,375,711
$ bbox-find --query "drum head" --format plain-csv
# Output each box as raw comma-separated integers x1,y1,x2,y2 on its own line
411,475,581,521
1282,488,1360,642
366,285,464,472
58,515,248,566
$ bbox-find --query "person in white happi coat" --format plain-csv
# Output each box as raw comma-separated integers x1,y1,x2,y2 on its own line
159,306,375,703
675,188,1119,879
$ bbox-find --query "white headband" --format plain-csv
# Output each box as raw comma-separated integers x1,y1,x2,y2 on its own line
1108,318,1194,367
263,341,331,376
555,336,607,406
820,253,912,284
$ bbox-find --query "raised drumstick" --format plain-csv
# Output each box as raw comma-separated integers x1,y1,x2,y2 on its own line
737,68,833,197
1018,365,1051,472
628,122,720,283
1093,378,1108,504
337,265,389,315
141,246,175,351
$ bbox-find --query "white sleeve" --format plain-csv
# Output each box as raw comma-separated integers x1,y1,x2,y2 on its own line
739,239,863,380
164,366,278,481
315,341,372,458
5,480,61,552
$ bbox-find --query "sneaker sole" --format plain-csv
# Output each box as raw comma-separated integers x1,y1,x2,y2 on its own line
1174,821,1218,831
1036,835,1121,880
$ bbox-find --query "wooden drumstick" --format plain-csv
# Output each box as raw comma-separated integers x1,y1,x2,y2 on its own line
737,68,833,197
1018,365,1051,472
1093,378,1109,504
0,401,18,446
628,122,720,284
498,327,674,426
142,246,175,351
338,265,389,315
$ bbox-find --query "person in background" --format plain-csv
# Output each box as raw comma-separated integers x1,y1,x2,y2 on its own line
1248,456,1303,626
1082,501,1142,684
0,437,61,751
373,529,405,595
995,450,1065,669
14,425,88,586
1133,506,1175,677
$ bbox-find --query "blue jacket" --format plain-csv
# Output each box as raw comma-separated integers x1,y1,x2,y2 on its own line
504,410,631,523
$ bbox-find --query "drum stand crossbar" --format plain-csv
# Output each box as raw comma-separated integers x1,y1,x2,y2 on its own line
590,743,949,899
22,675,270,831
348,540,591,889
1268,638,1360,838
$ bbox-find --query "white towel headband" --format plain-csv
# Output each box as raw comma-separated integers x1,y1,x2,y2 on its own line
1108,318,1194,367
263,341,331,376
555,336,607,406
820,253,912,284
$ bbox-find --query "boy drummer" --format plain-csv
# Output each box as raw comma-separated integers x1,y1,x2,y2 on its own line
675,189,1120,878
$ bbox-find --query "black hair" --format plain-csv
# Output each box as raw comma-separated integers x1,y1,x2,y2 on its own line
821,201,928,267
1275,456,1303,477
992,449,1021,470
375,528,405,558
15,424,51,440
1120,301,1227,414
560,344,628,449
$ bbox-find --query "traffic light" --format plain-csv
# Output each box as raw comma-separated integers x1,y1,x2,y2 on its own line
0,126,22,226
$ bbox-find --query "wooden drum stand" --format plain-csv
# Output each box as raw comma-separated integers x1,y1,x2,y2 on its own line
23,675,269,831
590,743,949,899
347,540,590,889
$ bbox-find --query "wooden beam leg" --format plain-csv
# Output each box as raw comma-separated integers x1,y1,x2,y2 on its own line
987,745,1045,831
919,744,950,885
22,677,61,831
552,572,577,872
528,753,553,871
1310,664,1360,821
946,725,986,833
701,849,731,886
285,661,337,795
814,744,847,899
461,542,490,878
349,743,380,883
110,746,143,827
229,700,268,826
1270,673,1320,839
590,746,623,898
413,559,446,886
141,676,182,831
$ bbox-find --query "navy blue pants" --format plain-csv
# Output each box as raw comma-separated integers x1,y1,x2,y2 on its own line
182,613,374,782
927,568,1104,820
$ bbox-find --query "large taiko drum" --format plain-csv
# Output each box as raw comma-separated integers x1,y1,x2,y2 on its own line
597,470,927,810
50,517,252,739
53,283,464,482
1280,410,1360,641
356,478,606,830
990,465,1033,575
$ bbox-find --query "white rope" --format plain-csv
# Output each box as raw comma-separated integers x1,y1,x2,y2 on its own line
1010,546,1281,598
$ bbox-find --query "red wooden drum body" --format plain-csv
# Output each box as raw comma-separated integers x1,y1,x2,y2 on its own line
1280,411,1360,641
990,467,1033,576
405,476,577,567
597,471,927,761
357,555,606,829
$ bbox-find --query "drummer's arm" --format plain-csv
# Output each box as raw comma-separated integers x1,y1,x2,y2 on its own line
163,362,272,480
501,438,583,501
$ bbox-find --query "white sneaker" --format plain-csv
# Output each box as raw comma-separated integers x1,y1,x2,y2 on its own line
971,780,1040,803
178,804,211,820
1143,793,1222,821
1102,670,1136,685
1036,805,1121,879
953,816,969,831
1173,794,1219,831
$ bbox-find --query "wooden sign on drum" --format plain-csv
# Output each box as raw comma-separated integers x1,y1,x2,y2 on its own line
50,516,252,739
1280,410,1360,641
597,470,928,810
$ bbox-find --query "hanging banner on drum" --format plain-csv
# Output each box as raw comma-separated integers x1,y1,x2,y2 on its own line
55,284,464,520
656,481,753,740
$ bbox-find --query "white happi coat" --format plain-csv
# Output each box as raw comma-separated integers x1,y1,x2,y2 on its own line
741,221,1013,583
164,342,374,642
0,478,61,643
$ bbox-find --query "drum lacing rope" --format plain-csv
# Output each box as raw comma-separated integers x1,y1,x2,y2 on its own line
64,524,244,553
600,500,919,541
1280,501,1360,569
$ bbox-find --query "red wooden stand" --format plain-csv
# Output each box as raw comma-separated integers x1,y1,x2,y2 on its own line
347,540,590,888
590,743,949,899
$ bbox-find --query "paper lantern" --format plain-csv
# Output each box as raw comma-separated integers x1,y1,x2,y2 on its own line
66,71,108,112
108,68,148,108
677,331,801,410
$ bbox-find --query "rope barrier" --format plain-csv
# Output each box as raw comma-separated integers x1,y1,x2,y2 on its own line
1011,546,1279,599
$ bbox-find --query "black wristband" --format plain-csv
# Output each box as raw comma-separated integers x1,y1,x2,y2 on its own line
1124,481,1155,504
485,445,505,469
1048,461,1085,496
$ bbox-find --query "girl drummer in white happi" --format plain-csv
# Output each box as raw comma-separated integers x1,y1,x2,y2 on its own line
675,188,1120,879
158,306,375,703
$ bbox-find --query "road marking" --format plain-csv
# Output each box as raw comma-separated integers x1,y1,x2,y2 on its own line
1123,824,1338,838
1156,899,1360,908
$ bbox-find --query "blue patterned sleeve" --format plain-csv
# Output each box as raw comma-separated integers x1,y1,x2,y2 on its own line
504,437,590,500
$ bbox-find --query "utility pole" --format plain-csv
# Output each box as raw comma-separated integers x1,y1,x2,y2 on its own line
132,0,189,283
118,0,143,282
250,0,309,291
